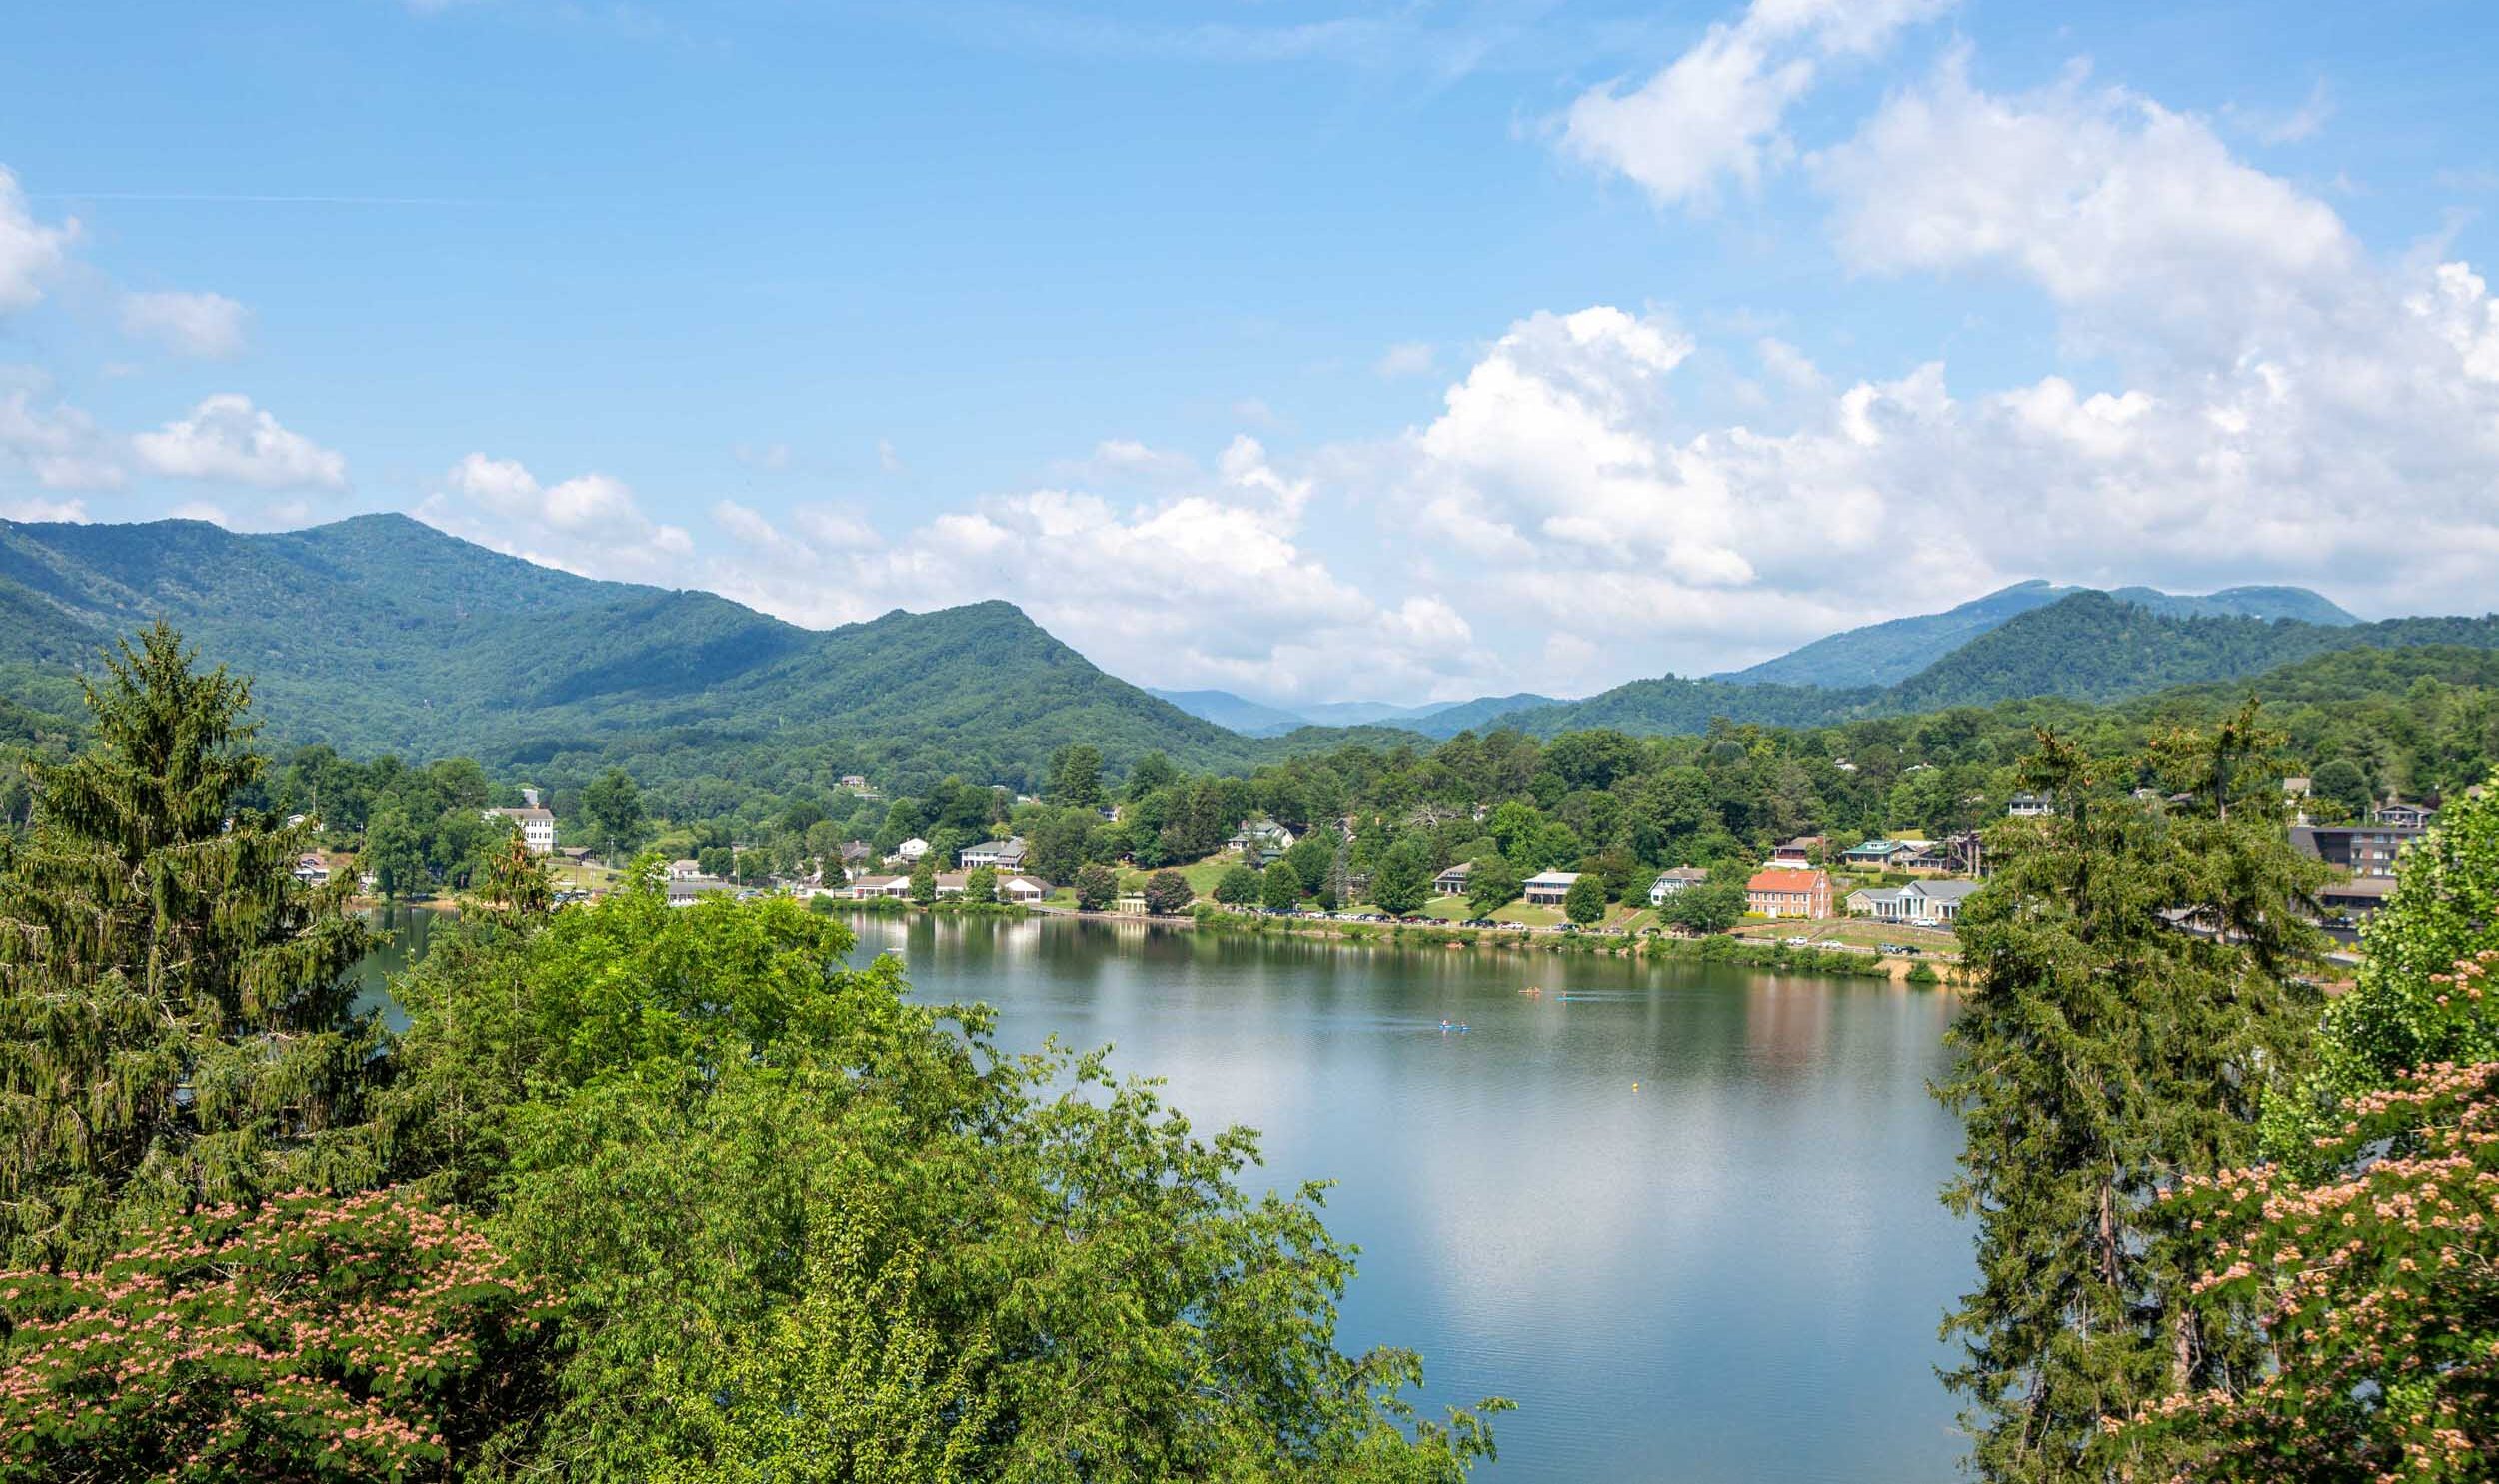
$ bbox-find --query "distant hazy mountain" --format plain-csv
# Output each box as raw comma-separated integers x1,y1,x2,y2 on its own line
1149,689,1476,737
1726,580,2358,689
0,514,1261,790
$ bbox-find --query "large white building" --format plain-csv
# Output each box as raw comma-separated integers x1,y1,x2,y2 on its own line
485,806,557,855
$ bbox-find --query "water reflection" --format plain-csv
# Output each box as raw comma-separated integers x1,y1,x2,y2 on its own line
844,913,1969,1484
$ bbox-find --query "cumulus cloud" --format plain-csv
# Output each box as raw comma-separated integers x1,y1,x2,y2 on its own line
0,168,74,313
0,495,88,524
0,373,124,491
418,452,691,579
122,290,251,358
1558,0,1952,209
132,394,347,489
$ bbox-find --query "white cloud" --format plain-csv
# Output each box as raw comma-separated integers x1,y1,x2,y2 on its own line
0,374,124,491
1558,0,1952,209
132,394,346,489
1375,341,1437,379
2226,77,2333,146
168,501,232,526
1815,54,2357,360
121,290,250,358
420,452,690,578
0,495,87,524
0,168,75,313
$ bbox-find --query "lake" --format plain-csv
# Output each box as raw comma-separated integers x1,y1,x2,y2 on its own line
847,912,1971,1484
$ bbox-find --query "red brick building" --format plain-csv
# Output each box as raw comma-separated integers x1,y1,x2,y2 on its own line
1747,868,1833,920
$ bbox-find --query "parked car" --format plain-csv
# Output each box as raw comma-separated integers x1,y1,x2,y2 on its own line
1783,935,1811,946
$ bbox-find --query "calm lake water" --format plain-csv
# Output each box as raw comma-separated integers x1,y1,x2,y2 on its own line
358,904,1973,1481
849,913,1972,1484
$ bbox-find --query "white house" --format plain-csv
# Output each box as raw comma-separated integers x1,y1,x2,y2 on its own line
1648,866,1709,904
961,837,1029,870
1432,861,1472,895
666,878,735,909
668,858,704,881
1226,819,1296,864
2008,792,2054,818
894,837,931,864
845,874,912,899
1522,871,1580,907
485,806,557,855
999,875,1047,904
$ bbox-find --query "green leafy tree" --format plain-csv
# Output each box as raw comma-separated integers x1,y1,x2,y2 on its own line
1047,743,1104,810
364,804,429,897
1074,861,1120,912
1261,860,1305,911
1369,841,1432,916
582,766,646,856
387,881,1504,1481
1561,874,1605,926
1660,879,1743,935
1934,716,2328,1482
0,1187,553,1478
1215,863,1261,907
0,624,380,1263
909,855,938,904
2309,756,2371,820
963,864,998,904
2270,773,2499,1163
696,844,734,879
1144,867,1194,916
1464,856,1521,917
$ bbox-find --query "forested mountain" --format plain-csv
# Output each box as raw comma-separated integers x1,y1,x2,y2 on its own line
1152,689,1473,736
1474,593,2499,740
0,514,1259,792
1724,579,2356,688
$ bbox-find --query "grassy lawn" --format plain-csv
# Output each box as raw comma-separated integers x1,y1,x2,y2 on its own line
1117,860,1235,897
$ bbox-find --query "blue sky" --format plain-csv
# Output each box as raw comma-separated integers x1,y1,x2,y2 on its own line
3,1,2498,705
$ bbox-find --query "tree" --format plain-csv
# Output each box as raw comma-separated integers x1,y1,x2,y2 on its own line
1144,867,1194,916
388,882,1504,1480
909,855,939,904
963,864,998,904
1074,861,1120,912
2270,772,2499,1164
1369,841,1432,916
1261,860,1304,911
1464,856,1521,917
0,624,380,1263
1660,879,1743,935
363,804,429,897
0,1188,553,1479
1215,864,1262,907
1047,744,1104,810
696,844,734,879
2309,755,2371,820
1934,717,2328,1481
582,766,646,856
2125,1043,2499,1480
1561,874,1605,927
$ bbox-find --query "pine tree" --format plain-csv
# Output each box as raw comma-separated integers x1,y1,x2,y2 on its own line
1934,709,2327,1481
0,624,379,1265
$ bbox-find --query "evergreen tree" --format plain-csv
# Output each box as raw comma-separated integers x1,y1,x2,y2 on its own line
909,855,938,904
1934,713,2327,1481
0,624,379,1264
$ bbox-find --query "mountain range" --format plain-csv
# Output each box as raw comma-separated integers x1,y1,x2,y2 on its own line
0,514,2489,789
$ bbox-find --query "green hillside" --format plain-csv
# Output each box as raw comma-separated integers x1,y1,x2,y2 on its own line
0,514,1258,792
1465,593,2499,741
1724,579,2356,689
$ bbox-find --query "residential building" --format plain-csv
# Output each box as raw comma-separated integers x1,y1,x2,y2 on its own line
999,875,1048,905
666,877,735,909
292,853,331,886
840,841,874,869
484,805,557,855
2008,792,2054,818
668,858,703,881
1522,870,1580,907
1901,878,1980,924
1847,886,1903,919
1769,835,1824,868
1839,839,1909,869
1432,860,1472,895
2290,823,2426,880
844,874,911,899
1226,818,1296,864
839,775,869,790
1747,868,1832,919
933,872,969,898
961,837,1030,871
2373,800,2435,828
1114,891,1150,917
894,837,931,864
1648,866,1709,904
